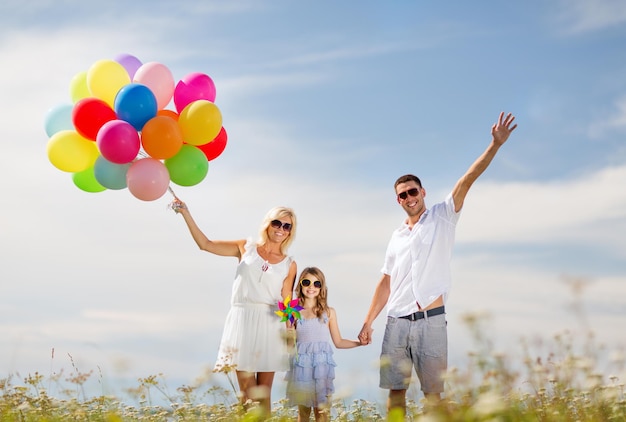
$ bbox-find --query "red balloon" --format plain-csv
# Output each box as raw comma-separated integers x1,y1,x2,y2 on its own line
72,98,117,140
197,126,227,161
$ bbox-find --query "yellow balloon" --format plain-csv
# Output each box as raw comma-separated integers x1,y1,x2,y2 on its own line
47,130,99,173
178,100,222,145
69,71,90,103
86,59,131,107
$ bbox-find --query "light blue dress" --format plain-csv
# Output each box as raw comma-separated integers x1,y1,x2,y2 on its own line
286,312,337,407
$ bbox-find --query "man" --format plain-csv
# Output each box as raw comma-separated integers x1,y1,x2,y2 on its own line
358,112,517,416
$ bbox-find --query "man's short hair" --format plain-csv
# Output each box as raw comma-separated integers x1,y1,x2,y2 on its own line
394,174,422,189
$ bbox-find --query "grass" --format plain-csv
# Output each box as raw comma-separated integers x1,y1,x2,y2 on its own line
2,302,625,420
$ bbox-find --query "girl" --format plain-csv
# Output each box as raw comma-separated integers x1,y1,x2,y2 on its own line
286,267,361,422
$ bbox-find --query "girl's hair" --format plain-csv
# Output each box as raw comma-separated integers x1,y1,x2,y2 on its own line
257,206,297,255
295,266,329,319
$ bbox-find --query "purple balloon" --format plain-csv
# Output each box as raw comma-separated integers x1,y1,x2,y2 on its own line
114,53,143,79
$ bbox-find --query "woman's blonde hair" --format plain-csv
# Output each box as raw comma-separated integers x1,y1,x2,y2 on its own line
257,206,297,255
295,266,329,319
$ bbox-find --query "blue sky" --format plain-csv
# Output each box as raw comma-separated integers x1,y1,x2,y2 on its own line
1,0,625,406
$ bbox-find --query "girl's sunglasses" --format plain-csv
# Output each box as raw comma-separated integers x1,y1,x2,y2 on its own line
270,219,292,231
397,187,420,200
300,279,322,288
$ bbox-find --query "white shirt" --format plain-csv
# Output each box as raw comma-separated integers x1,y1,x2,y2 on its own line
382,193,460,317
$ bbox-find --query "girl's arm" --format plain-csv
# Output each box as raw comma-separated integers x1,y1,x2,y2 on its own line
175,199,245,258
328,307,362,349
285,320,297,349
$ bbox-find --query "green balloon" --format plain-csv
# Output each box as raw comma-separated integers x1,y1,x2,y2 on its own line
165,144,209,186
72,166,106,193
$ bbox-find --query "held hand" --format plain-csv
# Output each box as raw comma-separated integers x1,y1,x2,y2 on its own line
491,111,517,147
358,324,373,345
285,327,296,348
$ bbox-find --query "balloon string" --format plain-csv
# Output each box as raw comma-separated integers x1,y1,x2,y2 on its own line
168,185,177,199
167,185,185,214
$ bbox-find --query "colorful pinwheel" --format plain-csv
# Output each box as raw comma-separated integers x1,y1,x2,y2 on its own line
275,295,303,324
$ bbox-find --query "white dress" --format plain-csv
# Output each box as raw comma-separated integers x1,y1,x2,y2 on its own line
215,238,292,372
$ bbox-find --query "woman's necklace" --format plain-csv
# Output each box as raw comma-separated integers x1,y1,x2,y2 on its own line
261,260,270,272
258,247,282,273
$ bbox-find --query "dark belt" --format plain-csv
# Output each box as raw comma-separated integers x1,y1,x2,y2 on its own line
399,306,445,321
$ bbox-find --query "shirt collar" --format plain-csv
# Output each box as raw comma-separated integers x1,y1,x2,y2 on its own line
399,208,429,231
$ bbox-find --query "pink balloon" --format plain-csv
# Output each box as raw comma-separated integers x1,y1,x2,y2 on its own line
96,120,140,164
126,158,170,201
133,62,175,110
174,72,216,113
114,53,143,79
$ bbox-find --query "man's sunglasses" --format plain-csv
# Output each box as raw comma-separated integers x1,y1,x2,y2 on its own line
270,220,292,231
300,279,322,288
397,188,420,200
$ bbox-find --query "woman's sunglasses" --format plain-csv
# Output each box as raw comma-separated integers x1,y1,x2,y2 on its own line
397,187,420,200
300,279,322,288
270,219,292,231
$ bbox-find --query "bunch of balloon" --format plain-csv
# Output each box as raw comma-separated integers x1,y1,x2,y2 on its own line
44,53,228,201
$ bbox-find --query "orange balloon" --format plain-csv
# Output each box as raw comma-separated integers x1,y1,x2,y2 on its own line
141,116,183,159
157,109,179,121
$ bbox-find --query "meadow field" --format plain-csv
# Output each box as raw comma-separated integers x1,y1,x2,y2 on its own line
2,311,624,421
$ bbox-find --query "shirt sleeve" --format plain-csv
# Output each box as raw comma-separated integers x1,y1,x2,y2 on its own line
435,193,461,223
380,234,395,276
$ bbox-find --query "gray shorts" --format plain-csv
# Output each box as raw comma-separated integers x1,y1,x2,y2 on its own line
379,313,447,393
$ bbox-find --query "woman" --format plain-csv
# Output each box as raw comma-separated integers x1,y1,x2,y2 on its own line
173,198,298,416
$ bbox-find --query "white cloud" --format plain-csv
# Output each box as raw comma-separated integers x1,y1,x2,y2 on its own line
459,164,626,253
554,0,626,35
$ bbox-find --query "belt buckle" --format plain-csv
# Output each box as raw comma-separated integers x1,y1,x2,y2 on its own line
412,311,423,321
